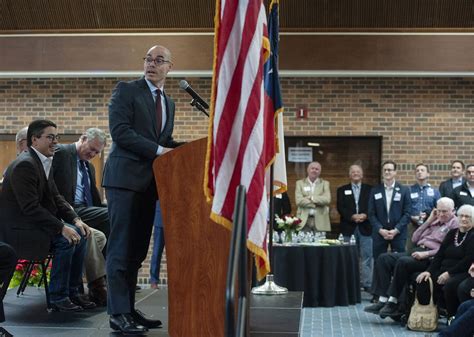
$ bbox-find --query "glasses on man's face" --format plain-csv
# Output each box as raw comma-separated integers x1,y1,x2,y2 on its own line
41,134,60,142
143,56,171,66
383,168,394,172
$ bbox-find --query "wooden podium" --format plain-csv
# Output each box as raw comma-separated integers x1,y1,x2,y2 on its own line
153,138,231,337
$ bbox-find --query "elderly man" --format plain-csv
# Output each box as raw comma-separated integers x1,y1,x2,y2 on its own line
365,197,458,318
52,128,109,306
452,164,474,209
337,164,373,291
407,163,440,251
439,160,465,200
295,161,331,233
368,160,411,259
15,127,28,154
0,119,95,312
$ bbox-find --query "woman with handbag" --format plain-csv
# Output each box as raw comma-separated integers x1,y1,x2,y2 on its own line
416,204,474,324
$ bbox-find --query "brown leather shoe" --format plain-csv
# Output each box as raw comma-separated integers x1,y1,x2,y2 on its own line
89,286,107,306
70,294,97,309
88,277,107,306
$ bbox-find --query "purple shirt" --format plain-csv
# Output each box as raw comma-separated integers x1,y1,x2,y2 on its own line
412,216,459,257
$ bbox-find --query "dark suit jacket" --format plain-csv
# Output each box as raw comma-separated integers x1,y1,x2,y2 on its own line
336,183,372,236
439,177,466,200
0,148,78,259
102,78,180,192
52,143,103,206
452,182,474,209
368,181,411,237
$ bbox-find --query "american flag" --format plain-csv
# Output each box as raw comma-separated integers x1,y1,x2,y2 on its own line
204,0,273,280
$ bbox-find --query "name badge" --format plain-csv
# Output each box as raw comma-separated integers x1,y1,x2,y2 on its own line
460,191,468,196
427,188,435,197
345,190,352,195
275,194,282,199
303,186,311,192
410,192,419,199
374,193,382,200
394,193,402,201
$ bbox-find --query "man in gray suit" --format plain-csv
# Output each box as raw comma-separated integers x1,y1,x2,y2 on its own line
52,128,109,306
102,45,182,334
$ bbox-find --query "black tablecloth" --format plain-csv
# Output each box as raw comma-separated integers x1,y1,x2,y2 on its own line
272,244,361,307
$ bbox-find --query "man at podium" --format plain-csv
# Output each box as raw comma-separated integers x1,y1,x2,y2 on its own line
102,44,181,334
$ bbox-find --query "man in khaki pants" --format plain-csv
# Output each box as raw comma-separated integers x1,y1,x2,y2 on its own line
295,161,331,232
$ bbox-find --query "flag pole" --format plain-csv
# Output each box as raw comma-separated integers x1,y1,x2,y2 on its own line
251,163,287,295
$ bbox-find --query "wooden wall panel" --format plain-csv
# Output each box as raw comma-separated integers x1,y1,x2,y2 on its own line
1,34,474,74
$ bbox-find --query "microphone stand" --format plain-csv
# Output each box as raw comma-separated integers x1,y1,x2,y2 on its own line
251,164,287,295
190,99,209,117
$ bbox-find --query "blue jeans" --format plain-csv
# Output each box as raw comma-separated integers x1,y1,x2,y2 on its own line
439,299,474,337
345,227,373,288
150,201,165,285
49,223,87,303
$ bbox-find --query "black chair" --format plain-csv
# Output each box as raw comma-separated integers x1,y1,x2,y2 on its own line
10,228,53,310
16,253,53,309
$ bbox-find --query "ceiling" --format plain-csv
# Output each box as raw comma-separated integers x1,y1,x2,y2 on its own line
1,0,472,33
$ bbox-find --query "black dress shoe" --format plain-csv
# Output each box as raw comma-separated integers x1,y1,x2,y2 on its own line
70,295,97,309
364,301,385,314
379,302,401,318
50,298,83,312
131,309,162,329
110,314,148,334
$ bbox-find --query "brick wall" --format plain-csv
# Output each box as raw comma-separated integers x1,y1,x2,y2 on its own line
1,76,473,284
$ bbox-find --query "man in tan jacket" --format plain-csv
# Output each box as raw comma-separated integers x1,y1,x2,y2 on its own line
295,161,331,232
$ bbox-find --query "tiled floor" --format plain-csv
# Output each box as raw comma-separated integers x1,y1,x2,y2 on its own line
299,292,443,337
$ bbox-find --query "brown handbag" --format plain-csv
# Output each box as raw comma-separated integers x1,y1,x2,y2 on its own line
407,277,438,332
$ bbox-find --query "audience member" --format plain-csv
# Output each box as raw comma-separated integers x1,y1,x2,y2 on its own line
439,160,465,200
15,127,28,154
407,163,440,251
452,164,474,209
416,204,474,322
337,164,373,291
0,242,16,336
295,161,331,233
368,160,411,259
53,128,109,237
364,197,458,317
52,128,109,305
102,44,182,333
438,298,474,337
0,119,95,312
456,262,474,310
150,201,164,290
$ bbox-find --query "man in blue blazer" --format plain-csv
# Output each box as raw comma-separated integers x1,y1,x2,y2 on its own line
102,45,182,334
368,160,411,259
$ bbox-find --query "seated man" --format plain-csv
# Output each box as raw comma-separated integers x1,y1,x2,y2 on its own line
0,119,95,312
364,197,458,317
0,242,17,337
52,128,109,237
52,128,109,305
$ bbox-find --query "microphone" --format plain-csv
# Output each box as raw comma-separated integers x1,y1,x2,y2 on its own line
179,80,209,109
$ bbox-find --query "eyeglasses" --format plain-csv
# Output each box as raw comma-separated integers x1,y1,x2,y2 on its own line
41,134,60,142
383,168,395,172
143,57,171,65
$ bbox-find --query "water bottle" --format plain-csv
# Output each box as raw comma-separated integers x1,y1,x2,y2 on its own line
273,231,280,244
350,234,356,245
338,233,344,243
